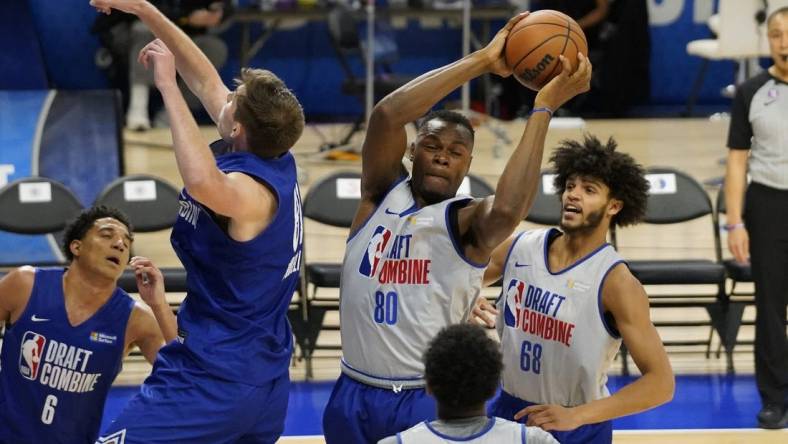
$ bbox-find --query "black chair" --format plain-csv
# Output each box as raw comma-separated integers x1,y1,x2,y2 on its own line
621,167,731,368
296,170,363,377
94,174,180,232
713,185,755,366
0,177,83,235
0,177,83,266
524,170,562,226
461,173,495,198
325,4,413,148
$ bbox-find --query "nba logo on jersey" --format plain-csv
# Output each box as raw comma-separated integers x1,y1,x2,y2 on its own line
359,225,392,278
504,279,526,328
19,331,46,381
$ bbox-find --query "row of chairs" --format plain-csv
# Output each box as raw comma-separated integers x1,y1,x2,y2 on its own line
0,174,180,240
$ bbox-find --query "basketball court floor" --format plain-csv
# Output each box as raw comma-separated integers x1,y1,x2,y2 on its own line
109,117,787,442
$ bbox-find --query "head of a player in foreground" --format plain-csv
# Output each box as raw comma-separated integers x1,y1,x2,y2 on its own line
550,135,649,235
767,7,788,77
408,110,475,205
218,68,305,158
62,205,134,281
424,323,503,418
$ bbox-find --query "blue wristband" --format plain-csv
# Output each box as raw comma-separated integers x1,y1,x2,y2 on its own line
530,107,553,117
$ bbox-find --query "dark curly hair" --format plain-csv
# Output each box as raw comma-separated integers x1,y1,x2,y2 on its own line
550,134,649,227
62,205,133,262
416,109,475,141
424,324,503,410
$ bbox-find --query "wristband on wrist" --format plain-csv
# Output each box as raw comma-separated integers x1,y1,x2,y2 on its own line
723,223,745,231
530,106,553,117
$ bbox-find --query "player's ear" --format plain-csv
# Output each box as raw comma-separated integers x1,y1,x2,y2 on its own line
607,198,623,217
408,143,415,161
69,240,81,258
232,122,243,137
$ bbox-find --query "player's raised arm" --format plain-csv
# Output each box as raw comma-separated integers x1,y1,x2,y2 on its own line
90,0,229,122
459,55,591,264
351,13,528,232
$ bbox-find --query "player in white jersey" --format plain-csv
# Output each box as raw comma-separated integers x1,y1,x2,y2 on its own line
378,324,558,444
322,11,593,444
474,135,675,444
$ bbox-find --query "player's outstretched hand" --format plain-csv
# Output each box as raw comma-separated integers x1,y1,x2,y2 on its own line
482,12,530,78
137,39,177,90
534,53,592,111
129,256,166,310
470,296,498,329
516,404,582,432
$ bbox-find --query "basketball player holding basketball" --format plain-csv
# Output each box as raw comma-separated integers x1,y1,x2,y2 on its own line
91,1,305,442
0,206,171,444
322,12,592,444
473,136,675,444
379,324,559,444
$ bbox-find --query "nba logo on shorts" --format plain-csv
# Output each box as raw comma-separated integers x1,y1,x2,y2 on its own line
504,279,526,328
359,225,392,278
19,331,46,381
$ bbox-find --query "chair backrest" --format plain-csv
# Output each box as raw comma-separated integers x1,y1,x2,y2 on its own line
642,167,713,224
0,177,83,234
94,174,180,232
716,185,727,215
459,173,495,199
303,171,362,228
524,171,562,226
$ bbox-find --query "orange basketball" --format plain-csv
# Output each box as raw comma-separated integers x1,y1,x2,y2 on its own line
504,10,588,91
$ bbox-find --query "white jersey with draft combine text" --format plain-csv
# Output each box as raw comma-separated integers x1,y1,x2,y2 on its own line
496,228,625,406
340,178,486,387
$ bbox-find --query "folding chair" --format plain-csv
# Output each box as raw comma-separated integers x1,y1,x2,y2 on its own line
713,185,755,368
0,177,83,235
93,174,180,232
296,170,363,377
622,167,730,368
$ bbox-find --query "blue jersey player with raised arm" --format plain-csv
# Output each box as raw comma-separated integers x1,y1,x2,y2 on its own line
322,12,592,444
91,0,305,442
0,206,171,444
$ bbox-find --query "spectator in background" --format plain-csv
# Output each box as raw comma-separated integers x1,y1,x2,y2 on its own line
92,0,231,131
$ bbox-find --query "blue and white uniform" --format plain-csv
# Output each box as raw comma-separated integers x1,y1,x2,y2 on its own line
490,228,625,444
323,177,487,444
0,268,134,444
99,142,303,444
393,417,558,444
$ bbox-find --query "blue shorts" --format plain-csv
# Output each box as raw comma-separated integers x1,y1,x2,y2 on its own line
489,390,612,444
98,343,289,444
322,373,436,444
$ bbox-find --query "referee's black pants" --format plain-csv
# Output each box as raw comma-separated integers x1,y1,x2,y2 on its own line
745,182,788,406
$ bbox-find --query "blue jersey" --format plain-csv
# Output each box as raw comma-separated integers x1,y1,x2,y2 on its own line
0,268,134,444
170,146,303,385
